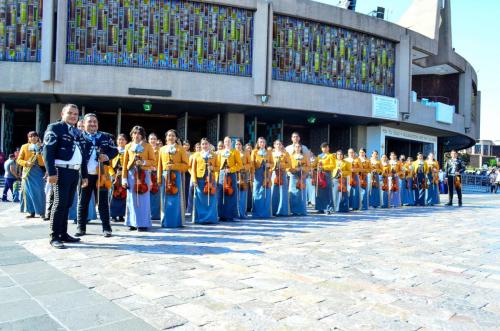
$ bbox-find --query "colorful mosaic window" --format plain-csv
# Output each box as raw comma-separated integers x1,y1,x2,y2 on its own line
0,0,42,62
272,15,395,96
66,0,253,76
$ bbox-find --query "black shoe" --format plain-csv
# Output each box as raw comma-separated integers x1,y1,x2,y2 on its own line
118,217,125,222
458,202,462,207
445,202,453,206
74,230,86,237
138,227,148,232
103,231,112,237
26,213,35,218
50,240,66,249
62,234,81,242
39,214,45,219
129,226,137,231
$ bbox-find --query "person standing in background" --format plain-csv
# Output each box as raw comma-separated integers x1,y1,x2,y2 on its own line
2,154,19,202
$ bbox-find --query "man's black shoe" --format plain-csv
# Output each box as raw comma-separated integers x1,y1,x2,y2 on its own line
129,226,137,231
63,234,82,242
138,227,148,232
103,231,112,238
458,202,462,207
118,217,125,222
445,202,453,206
74,230,86,237
50,240,66,249
26,213,35,218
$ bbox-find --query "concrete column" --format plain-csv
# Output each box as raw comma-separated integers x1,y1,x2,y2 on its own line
116,108,122,136
35,104,41,133
1,103,5,153
55,0,68,82
222,113,245,139
252,0,272,96
41,0,54,81
459,63,472,130
366,126,382,155
351,126,367,151
395,32,411,118
50,103,64,123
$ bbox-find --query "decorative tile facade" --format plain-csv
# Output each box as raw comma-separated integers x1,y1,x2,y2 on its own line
66,0,253,76
0,0,42,62
272,15,396,96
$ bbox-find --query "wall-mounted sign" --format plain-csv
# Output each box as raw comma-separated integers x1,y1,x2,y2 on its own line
372,95,399,120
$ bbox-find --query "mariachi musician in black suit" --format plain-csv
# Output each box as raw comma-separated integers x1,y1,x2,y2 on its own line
43,104,89,249
444,149,466,207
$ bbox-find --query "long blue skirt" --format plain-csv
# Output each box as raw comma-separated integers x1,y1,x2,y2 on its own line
69,190,97,221
192,177,218,224
271,171,289,216
315,172,333,213
109,189,126,218
426,174,439,205
389,176,401,207
186,180,194,214
359,178,368,210
238,184,248,219
306,177,315,205
332,177,349,213
161,170,185,228
125,170,152,228
289,173,307,216
20,165,45,215
150,191,161,220
368,174,381,208
414,173,426,206
217,171,239,220
348,175,360,210
405,178,415,206
252,165,272,218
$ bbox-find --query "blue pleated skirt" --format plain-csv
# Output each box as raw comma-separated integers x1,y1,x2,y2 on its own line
414,172,426,206
217,170,239,220
389,176,401,207
161,170,185,228
348,175,360,210
238,183,248,219
192,176,218,224
20,165,45,215
252,165,272,218
289,173,307,216
368,173,381,208
271,171,289,216
314,172,333,213
125,170,152,228
332,177,349,213
426,173,439,205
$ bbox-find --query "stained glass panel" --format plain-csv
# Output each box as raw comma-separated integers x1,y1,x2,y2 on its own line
0,0,42,62
66,0,253,76
272,15,395,97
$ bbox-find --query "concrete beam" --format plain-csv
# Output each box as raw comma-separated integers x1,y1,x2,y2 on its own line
222,113,245,139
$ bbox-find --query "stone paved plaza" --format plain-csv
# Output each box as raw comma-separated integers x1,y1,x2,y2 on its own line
1,194,499,330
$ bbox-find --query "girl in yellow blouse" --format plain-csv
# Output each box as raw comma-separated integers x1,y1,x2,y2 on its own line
380,154,391,208
148,133,161,220
235,139,251,219
217,136,242,221
405,157,416,206
191,138,220,224
251,137,274,218
271,139,291,216
186,143,201,215
358,148,371,210
315,142,335,214
389,152,403,207
332,149,351,212
412,152,429,206
345,148,360,210
426,152,440,206
17,131,45,218
122,126,156,231
158,129,189,228
109,134,127,222
369,150,382,208
289,143,310,216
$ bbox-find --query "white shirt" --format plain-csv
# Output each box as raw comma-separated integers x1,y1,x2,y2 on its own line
87,147,98,175
55,124,82,167
285,144,310,157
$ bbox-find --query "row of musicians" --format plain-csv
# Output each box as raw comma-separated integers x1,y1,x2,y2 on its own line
107,134,441,229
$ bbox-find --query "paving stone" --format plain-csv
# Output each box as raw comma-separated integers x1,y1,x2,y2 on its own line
0,276,14,288
0,286,30,304
0,314,64,331
0,299,45,323
36,289,110,312
83,317,157,331
22,277,86,297
50,303,133,330
133,304,188,330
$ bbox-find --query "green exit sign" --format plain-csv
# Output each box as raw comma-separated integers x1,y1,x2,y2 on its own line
143,102,152,112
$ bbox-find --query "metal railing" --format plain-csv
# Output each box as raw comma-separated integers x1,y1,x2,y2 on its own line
461,174,490,193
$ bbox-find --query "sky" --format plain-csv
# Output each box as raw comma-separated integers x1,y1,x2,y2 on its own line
314,0,499,140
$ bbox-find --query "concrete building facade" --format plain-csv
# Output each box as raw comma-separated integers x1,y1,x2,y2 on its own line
0,0,480,158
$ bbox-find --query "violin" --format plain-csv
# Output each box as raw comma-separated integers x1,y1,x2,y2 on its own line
359,173,367,189
262,160,271,188
203,159,217,196
339,174,348,193
390,173,399,192
371,172,379,188
134,155,149,194
296,162,307,190
239,171,248,191
223,162,234,196
412,175,418,190
164,160,178,195
381,175,389,191
112,173,127,199
274,158,284,186
454,175,461,190
317,171,327,189
422,177,429,190
150,171,159,194
97,149,112,190
350,173,358,187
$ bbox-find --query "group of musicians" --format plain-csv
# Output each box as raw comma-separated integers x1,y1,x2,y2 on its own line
15,104,466,249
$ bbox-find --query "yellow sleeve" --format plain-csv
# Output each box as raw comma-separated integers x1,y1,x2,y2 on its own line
16,145,28,167
122,149,130,179
157,150,163,184
230,150,242,173
143,145,156,168
172,149,189,173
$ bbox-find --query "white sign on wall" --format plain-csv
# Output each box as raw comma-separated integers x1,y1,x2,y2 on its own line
372,95,399,120
435,102,454,124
